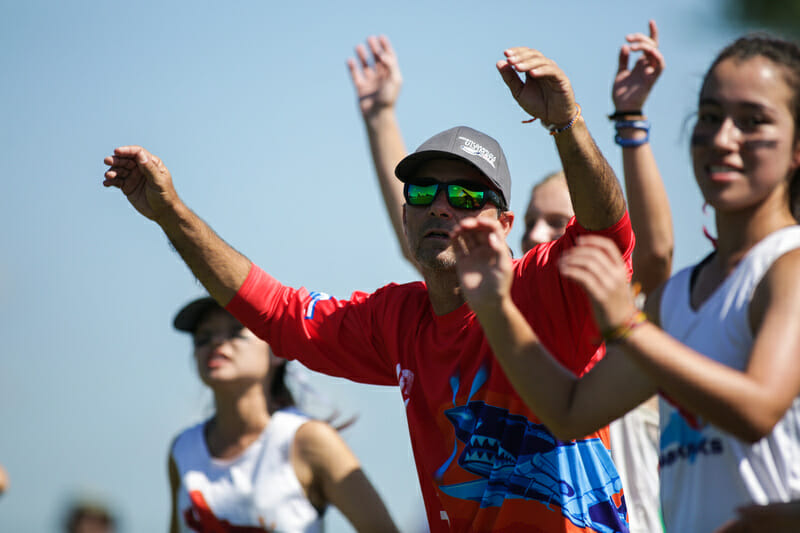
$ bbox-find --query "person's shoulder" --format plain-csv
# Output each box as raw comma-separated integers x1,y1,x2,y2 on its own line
293,419,349,460
170,419,209,453
369,280,429,302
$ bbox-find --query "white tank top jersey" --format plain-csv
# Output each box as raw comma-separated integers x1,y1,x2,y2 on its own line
658,226,800,533
171,409,324,533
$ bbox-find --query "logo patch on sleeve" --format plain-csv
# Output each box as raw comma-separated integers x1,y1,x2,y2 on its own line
304,291,331,319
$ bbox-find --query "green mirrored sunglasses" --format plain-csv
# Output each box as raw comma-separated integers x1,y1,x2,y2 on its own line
403,180,506,210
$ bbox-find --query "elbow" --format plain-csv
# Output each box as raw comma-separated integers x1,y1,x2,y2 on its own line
737,418,781,444
633,250,674,294
551,426,590,442
544,416,604,442
731,411,784,444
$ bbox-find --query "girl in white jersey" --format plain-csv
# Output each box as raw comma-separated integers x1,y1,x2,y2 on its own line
450,34,800,533
168,297,398,533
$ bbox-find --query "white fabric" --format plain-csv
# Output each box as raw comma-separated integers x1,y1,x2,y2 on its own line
609,401,661,533
658,226,800,533
172,409,324,533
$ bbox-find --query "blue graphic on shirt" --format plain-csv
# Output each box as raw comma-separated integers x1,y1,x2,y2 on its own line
437,365,628,533
659,411,723,468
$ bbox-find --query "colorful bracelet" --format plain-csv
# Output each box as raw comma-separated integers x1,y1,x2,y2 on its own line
601,311,648,344
614,119,650,147
547,104,582,136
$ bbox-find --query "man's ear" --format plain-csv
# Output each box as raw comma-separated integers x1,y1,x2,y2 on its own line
402,204,408,236
499,210,514,236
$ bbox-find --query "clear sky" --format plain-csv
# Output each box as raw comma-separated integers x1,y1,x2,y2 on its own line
0,0,769,531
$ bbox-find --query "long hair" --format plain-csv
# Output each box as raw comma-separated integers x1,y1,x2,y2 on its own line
268,360,295,413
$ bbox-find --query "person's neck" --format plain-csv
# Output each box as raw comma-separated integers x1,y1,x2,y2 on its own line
422,268,466,316
210,384,271,445
713,197,796,274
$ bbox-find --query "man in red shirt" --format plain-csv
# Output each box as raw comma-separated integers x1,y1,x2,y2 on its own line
103,46,633,532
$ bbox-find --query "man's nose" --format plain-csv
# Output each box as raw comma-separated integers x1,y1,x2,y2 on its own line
429,188,454,217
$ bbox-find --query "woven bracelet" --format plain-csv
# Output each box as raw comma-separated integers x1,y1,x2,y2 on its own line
548,104,582,136
601,311,648,344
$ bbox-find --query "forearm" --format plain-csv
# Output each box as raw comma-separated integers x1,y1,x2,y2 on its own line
158,201,252,306
621,139,673,293
621,323,782,441
474,297,586,436
362,107,413,264
555,118,626,231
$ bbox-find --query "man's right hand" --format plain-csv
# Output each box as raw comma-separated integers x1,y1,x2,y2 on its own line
347,35,402,118
103,145,180,223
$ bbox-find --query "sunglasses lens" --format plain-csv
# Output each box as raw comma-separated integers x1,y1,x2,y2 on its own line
448,185,485,209
406,183,439,205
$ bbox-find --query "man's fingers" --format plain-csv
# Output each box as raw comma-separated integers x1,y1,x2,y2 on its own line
113,145,145,157
497,60,523,97
104,155,137,169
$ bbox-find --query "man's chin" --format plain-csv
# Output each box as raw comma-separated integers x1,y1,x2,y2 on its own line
415,249,457,271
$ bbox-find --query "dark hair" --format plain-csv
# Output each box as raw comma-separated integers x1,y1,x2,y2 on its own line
64,501,116,533
705,34,800,218
268,360,295,413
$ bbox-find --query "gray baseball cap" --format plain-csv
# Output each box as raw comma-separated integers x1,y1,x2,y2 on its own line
395,126,511,208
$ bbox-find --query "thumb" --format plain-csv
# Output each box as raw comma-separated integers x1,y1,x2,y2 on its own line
136,149,160,179
497,60,523,98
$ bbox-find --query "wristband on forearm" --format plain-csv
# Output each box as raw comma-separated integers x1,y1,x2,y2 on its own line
612,116,650,147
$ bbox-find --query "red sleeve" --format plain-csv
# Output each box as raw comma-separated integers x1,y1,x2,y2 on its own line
226,264,397,386
513,211,635,376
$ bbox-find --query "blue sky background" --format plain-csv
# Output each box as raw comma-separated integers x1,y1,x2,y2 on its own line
0,1,769,531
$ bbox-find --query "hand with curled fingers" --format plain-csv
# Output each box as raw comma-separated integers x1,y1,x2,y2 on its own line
102,145,179,222
612,19,665,112
451,217,513,315
558,235,637,332
497,47,578,128
347,35,402,118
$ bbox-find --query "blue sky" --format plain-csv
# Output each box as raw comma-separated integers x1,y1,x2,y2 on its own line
0,0,763,531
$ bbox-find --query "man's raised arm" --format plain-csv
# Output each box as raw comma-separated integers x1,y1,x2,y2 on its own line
103,145,251,306
497,48,626,231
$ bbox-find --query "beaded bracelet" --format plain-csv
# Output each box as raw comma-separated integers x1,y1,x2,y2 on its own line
522,104,583,135
601,311,648,344
547,104,582,136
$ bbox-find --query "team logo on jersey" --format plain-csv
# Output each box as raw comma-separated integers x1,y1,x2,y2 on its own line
184,490,276,532
436,365,628,533
396,364,415,408
304,291,331,320
659,411,723,468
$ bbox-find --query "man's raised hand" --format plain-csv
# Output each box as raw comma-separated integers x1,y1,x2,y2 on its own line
103,145,179,222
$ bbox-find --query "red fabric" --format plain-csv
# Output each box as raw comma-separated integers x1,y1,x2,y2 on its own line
228,213,635,532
